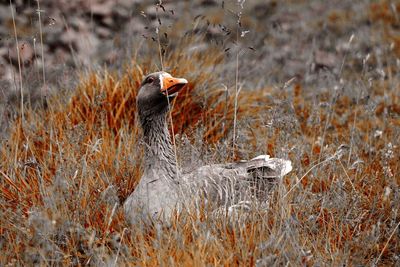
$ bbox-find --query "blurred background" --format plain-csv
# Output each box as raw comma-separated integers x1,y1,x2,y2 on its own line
1,0,399,87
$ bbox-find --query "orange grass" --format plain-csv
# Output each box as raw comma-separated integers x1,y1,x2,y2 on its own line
1,33,400,267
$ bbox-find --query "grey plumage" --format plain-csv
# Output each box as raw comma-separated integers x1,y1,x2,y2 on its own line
124,72,292,224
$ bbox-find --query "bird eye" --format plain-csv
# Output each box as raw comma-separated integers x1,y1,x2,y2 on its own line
146,77,155,83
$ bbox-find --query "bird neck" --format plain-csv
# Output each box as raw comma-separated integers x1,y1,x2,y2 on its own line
140,113,178,181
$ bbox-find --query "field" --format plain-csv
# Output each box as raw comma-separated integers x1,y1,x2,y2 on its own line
0,0,399,266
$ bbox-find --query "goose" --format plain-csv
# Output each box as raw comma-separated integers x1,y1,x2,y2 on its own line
124,71,292,224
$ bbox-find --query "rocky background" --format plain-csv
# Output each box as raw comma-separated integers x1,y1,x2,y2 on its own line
1,0,398,92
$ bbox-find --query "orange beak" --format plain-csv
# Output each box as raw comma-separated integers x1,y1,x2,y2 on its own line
160,75,188,97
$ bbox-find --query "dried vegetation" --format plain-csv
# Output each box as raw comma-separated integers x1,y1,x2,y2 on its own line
0,0,399,266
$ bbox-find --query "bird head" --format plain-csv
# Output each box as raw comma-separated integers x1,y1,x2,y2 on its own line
137,71,188,119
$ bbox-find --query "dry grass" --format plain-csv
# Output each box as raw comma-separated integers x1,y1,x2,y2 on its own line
1,1,400,266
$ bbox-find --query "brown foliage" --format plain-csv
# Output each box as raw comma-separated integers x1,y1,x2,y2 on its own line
1,24,399,267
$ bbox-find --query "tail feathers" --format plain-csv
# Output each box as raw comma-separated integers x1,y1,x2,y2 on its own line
250,155,270,161
247,154,292,178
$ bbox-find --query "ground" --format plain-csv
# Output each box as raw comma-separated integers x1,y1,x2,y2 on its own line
0,0,399,266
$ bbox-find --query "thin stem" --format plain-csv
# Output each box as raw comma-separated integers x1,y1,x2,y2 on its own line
348,91,359,166
156,27,164,70
113,227,127,267
233,47,239,159
10,1,24,122
36,0,46,88
155,1,164,71
155,1,178,176
375,221,400,265
168,99,179,179
317,92,338,163
232,6,241,160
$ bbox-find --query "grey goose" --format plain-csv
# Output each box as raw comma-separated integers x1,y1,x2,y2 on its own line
124,72,292,224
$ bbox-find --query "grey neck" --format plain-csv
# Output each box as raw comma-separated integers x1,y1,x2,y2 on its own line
140,112,177,182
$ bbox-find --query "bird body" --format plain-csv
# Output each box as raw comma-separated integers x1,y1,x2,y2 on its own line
124,72,292,224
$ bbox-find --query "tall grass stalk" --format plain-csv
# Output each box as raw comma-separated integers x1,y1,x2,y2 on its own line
375,221,400,265
232,1,245,159
10,1,24,122
155,1,180,176
319,34,354,164
36,0,46,89
233,42,239,159
156,26,164,71
61,15,79,67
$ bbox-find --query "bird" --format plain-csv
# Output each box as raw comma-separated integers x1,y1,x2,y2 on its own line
123,71,292,224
